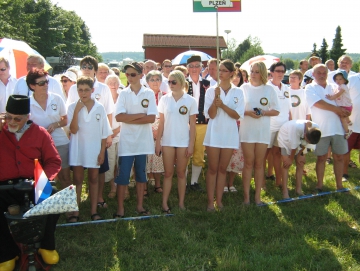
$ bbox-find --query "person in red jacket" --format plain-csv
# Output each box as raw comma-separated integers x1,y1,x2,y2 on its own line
0,95,61,271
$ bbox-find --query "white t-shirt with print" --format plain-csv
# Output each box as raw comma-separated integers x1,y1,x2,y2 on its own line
203,85,245,148
239,83,280,144
29,93,69,146
305,82,343,137
67,100,112,168
289,88,311,120
268,81,291,132
158,92,198,147
115,86,158,156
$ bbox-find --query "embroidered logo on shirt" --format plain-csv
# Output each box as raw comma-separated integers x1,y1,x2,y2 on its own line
260,97,268,106
179,106,188,115
96,114,101,121
95,93,101,100
51,104,57,111
233,97,238,104
141,99,149,108
291,95,301,107
284,91,289,98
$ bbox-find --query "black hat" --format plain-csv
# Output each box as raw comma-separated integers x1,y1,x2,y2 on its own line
187,55,202,64
6,95,30,115
124,62,143,74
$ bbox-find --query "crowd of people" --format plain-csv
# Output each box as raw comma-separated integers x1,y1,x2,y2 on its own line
0,52,359,270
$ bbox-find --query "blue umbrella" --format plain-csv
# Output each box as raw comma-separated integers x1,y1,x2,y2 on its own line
172,50,213,65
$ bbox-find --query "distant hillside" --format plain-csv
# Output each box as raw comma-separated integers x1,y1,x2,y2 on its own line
101,52,144,62
269,52,360,62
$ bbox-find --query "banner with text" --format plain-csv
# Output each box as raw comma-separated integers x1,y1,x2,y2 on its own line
193,0,241,12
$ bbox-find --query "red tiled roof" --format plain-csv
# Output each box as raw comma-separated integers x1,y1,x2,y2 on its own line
143,34,227,49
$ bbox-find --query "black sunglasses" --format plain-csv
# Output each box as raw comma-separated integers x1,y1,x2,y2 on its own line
81,65,94,70
34,80,49,86
168,80,177,85
125,73,140,77
0,68,7,71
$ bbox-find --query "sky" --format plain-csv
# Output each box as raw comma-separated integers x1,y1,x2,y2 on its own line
52,0,359,54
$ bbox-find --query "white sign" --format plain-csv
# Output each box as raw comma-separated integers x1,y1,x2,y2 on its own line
200,0,233,8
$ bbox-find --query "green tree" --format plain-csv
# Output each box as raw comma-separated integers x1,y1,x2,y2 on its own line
283,58,295,70
311,43,318,55
238,37,264,64
329,26,346,69
233,37,251,63
319,38,329,63
222,38,236,60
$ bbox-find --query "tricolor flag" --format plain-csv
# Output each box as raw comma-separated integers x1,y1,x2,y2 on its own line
34,159,52,204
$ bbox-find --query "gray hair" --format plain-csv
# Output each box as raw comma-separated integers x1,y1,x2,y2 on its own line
105,74,121,85
146,70,162,82
337,55,353,65
27,54,45,66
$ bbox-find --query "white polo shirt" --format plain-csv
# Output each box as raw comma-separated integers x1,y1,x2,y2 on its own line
289,88,311,120
188,75,202,107
115,86,158,156
327,69,356,84
203,85,245,148
158,92,198,147
67,100,112,168
66,80,114,115
239,83,280,144
278,120,319,155
0,76,17,113
14,76,66,102
29,93,69,146
305,81,343,137
348,74,360,133
268,81,291,132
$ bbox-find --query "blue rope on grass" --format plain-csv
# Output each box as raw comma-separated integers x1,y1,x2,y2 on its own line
57,214,174,227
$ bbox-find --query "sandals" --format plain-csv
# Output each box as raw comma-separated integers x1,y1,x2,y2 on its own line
154,187,163,193
143,189,149,198
113,213,124,219
91,213,102,221
162,208,171,214
136,210,150,216
349,160,357,168
265,175,275,181
97,201,108,208
66,216,79,223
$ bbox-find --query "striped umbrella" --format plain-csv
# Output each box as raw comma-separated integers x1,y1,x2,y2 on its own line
0,38,52,78
172,50,212,65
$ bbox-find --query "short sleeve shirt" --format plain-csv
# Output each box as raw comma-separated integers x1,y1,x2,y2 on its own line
268,81,291,132
289,88,311,120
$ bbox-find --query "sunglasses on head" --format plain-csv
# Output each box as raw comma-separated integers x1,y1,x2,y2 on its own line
81,65,94,70
125,73,140,77
168,80,177,85
4,115,24,123
34,80,49,86
0,68,7,72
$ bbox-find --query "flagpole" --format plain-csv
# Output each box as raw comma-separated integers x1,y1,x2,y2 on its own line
216,7,220,88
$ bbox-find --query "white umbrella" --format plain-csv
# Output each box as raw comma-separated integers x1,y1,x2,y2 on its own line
172,50,213,65
240,55,280,72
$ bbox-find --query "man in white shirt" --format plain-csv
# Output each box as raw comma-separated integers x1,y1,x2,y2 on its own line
161,59,172,79
327,55,356,84
305,64,350,192
0,57,17,113
186,55,210,191
13,55,65,101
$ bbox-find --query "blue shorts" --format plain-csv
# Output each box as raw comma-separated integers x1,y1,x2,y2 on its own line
115,155,147,185
99,149,109,174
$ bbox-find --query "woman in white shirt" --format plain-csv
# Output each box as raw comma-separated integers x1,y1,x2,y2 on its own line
156,70,197,213
203,60,245,211
239,62,280,205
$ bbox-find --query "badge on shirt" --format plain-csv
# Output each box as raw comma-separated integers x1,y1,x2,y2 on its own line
96,114,101,121
179,105,188,115
51,104,57,111
260,97,268,106
141,99,149,108
233,97,238,104
284,91,289,98
291,95,300,107
95,93,101,100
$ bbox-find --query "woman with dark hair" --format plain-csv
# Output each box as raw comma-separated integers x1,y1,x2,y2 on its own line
203,59,245,211
232,68,244,87
240,69,249,83
26,68,73,220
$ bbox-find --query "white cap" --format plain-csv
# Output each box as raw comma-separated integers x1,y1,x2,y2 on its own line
61,71,77,82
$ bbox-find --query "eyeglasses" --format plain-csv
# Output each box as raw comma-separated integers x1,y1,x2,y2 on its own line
168,80,177,85
0,68,7,71
149,79,161,82
188,64,201,69
125,73,140,77
81,65,94,70
60,79,70,83
274,70,285,73
34,80,49,86
4,115,24,123
163,65,172,68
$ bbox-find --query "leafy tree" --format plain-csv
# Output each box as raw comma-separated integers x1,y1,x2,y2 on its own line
283,58,295,70
329,26,346,69
233,37,251,63
319,38,329,63
222,38,236,60
238,37,264,64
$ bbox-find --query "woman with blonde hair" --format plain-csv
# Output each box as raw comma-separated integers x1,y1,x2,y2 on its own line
239,61,280,205
155,70,197,212
203,59,245,211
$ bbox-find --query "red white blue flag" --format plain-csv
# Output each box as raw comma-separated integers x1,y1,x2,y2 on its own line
34,159,52,204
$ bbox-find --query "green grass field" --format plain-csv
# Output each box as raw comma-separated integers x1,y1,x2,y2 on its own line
52,151,360,271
